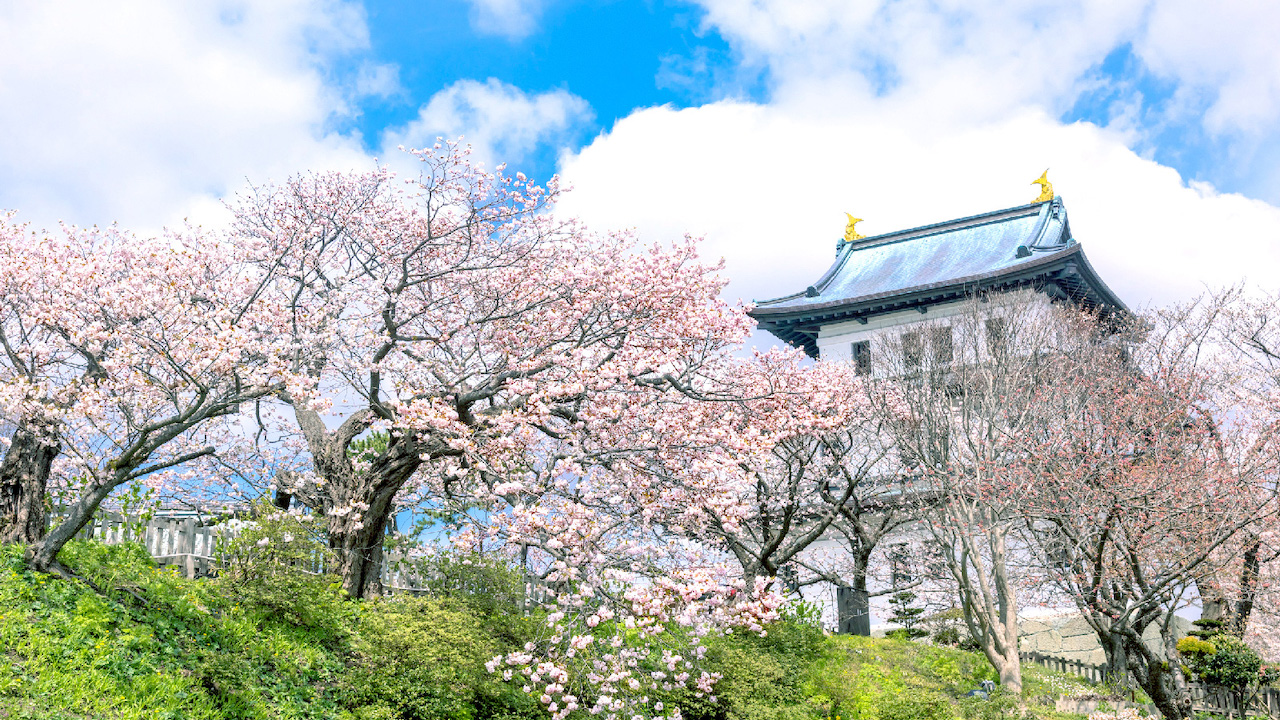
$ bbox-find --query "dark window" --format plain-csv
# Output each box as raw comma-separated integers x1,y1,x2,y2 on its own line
851,341,871,375
930,326,954,364
902,331,923,370
985,318,1007,357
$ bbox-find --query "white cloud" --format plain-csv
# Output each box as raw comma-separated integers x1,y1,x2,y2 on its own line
551,0,1280,346
1137,0,1280,137
692,0,1280,148
380,78,592,174
0,0,386,232
464,0,544,40
693,0,1146,122
557,100,1280,330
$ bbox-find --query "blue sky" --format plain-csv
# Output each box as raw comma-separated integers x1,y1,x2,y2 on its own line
1,0,1279,309
330,0,1277,203
349,0,756,182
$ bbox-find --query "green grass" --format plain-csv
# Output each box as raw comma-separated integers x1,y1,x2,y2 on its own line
684,626,1096,720
0,541,538,720
0,541,349,719
0,541,1102,719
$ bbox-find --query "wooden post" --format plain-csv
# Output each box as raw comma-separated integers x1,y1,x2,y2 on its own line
181,519,196,578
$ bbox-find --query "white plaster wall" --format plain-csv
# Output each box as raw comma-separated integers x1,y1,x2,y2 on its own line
814,291,1054,367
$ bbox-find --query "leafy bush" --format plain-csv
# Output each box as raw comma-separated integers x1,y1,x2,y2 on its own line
0,540,1116,720
1181,634,1271,691
1176,636,1216,657
933,626,963,647
403,551,527,619
674,606,826,720
216,502,344,631
337,596,539,720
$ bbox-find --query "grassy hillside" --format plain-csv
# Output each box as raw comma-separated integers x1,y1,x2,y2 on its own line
0,541,1100,720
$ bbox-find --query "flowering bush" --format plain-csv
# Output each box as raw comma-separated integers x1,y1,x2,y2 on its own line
484,574,783,720
1087,708,1142,720
216,500,341,628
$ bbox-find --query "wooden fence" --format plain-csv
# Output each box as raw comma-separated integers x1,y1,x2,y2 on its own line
67,511,426,588
71,512,221,579
1020,651,1111,684
1022,651,1280,718
61,512,550,603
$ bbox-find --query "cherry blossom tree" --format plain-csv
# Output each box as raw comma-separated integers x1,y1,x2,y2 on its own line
1013,298,1280,720
608,348,925,634
0,215,289,574
226,144,758,600
876,294,1082,694
1207,289,1280,654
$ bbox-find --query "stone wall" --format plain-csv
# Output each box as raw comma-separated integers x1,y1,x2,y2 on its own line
1018,614,1193,665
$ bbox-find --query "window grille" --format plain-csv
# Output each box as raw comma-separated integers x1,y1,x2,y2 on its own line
851,340,871,375
931,326,954,364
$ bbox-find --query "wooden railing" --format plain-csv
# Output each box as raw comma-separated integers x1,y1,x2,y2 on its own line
71,512,221,579
59,511,551,605
1020,651,1111,684
67,511,427,588
1186,684,1280,719
1021,651,1280,718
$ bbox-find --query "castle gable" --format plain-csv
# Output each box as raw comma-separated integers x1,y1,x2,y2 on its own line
750,197,1126,357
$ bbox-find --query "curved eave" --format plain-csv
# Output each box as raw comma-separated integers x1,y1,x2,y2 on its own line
755,200,1055,307
749,245,1128,357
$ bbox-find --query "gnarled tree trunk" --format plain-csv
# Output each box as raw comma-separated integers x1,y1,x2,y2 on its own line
286,405,430,599
1088,608,1194,720
26,471,120,572
0,417,61,544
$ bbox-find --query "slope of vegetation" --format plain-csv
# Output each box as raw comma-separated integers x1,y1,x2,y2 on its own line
0,541,1096,720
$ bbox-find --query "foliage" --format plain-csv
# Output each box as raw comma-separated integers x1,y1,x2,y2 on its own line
404,550,528,620
1187,619,1226,642
0,551,1107,720
1180,634,1277,691
337,596,539,720
0,540,349,719
1175,636,1216,657
887,591,929,640
215,501,344,630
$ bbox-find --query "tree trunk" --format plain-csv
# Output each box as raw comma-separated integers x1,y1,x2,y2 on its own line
325,449,415,599
329,511,389,599
26,473,119,572
0,418,61,544
287,405,427,599
1100,630,1130,687
1116,625,1193,720
1135,655,1193,720
1229,538,1261,637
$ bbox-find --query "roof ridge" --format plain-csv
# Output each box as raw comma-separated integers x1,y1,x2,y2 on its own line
843,200,1048,252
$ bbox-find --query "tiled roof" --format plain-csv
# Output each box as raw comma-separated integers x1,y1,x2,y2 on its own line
750,197,1127,356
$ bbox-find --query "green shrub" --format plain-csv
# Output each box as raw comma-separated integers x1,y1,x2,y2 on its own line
881,693,955,720
932,626,962,647
403,551,527,618
1176,636,1216,657
1182,634,1268,691
337,596,539,720
215,502,345,631
676,610,826,720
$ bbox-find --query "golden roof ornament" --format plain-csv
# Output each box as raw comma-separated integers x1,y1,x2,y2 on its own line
843,213,865,243
1032,170,1054,203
